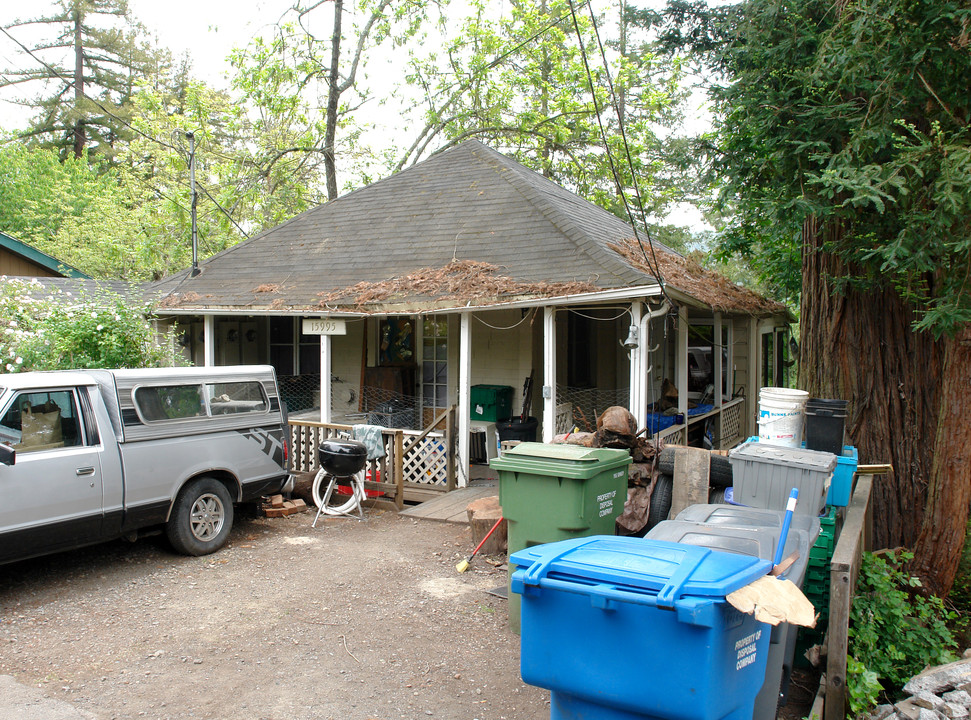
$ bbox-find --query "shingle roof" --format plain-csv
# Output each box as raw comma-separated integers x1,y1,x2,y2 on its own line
150,140,668,313
148,140,786,317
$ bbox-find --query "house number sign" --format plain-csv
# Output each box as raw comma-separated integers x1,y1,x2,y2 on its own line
301,318,347,335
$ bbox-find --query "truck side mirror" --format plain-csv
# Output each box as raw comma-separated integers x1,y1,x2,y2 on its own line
0,443,15,466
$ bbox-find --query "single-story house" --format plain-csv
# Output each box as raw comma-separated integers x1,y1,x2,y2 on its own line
0,231,89,279
147,140,792,492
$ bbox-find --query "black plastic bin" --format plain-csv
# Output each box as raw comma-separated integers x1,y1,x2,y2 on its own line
496,416,538,443
805,398,847,455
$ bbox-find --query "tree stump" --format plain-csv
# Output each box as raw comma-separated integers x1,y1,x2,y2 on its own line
466,495,506,555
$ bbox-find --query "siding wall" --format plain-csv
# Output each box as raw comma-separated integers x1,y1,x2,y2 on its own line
0,249,60,278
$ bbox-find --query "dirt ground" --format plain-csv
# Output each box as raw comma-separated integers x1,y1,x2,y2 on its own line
0,507,551,720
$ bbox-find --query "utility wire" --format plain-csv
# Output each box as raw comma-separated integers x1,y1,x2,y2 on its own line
0,25,249,241
563,0,672,308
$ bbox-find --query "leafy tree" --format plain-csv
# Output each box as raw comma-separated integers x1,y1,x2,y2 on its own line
227,0,443,201
1,0,168,164
0,277,174,370
400,0,686,219
658,0,971,592
0,143,151,278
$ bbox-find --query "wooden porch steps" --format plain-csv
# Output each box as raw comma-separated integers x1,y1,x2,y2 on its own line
399,485,499,525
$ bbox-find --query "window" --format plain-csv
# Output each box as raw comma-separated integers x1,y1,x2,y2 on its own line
206,382,269,415
134,385,205,422
0,389,83,453
422,317,448,409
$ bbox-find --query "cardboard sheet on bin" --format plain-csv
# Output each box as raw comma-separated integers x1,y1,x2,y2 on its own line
727,576,816,628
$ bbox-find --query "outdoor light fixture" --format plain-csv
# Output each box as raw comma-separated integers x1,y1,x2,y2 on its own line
622,325,639,349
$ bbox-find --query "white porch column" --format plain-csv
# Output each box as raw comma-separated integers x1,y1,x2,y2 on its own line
748,318,760,438
319,335,332,424
457,312,472,487
714,312,724,407
677,305,689,422
203,314,215,367
628,302,646,430
542,306,557,443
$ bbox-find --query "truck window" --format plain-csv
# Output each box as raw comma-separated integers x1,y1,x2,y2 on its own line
206,381,269,415
134,385,205,422
0,389,83,453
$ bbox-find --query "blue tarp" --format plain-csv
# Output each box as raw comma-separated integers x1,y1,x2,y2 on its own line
645,403,714,434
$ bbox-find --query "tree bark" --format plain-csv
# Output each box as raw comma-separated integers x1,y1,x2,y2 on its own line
799,216,943,551
324,0,343,201
910,324,971,595
73,8,85,159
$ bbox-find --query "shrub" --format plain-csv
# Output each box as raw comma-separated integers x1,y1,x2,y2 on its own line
847,550,962,714
0,277,174,371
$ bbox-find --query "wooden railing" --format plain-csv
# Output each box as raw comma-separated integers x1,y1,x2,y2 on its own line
653,396,747,449
825,474,873,720
289,406,458,508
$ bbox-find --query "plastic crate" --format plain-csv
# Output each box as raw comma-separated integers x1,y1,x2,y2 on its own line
470,384,513,422
826,445,858,506
729,442,837,516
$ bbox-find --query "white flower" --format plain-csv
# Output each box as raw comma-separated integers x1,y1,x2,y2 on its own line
91,311,98,318
15,357,22,364
9,320,16,328
4,363,12,372
97,324,104,331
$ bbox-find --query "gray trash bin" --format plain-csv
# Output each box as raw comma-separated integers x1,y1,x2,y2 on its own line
647,512,816,720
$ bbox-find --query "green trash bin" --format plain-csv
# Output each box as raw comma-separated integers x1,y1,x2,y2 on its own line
489,442,632,632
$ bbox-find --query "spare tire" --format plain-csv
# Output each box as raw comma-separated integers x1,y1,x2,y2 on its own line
647,474,673,530
658,446,733,488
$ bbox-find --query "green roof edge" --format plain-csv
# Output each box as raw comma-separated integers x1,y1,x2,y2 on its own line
0,231,90,279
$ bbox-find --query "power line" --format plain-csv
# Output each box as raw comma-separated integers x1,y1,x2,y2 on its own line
563,0,672,306
0,24,249,241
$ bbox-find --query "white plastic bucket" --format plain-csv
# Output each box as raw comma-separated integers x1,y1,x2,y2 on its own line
758,387,809,447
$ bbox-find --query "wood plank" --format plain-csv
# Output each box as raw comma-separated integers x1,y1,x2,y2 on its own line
400,486,498,524
670,447,710,518
825,474,873,720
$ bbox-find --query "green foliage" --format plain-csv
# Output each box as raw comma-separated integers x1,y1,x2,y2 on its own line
0,278,174,371
660,0,971,337
400,0,687,219
847,551,961,713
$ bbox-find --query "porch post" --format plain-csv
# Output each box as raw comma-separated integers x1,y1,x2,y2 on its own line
319,334,332,424
457,312,471,487
748,318,760,438
628,302,646,430
714,312,724,407
677,305,689,422
542,306,556,443
203,314,215,367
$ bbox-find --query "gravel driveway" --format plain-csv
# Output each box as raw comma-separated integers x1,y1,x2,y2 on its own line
0,508,550,720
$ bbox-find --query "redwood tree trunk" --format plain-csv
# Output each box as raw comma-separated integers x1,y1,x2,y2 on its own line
799,216,943,551
324,0,343,201
910,324,971,595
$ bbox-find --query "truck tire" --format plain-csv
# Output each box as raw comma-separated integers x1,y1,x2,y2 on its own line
167,476,234,556
658,446,733,488
646,474,673,530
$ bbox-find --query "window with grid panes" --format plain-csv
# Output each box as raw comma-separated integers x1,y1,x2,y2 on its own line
421,317,448,412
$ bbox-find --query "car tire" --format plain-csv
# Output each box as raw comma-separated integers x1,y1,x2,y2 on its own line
647,474,673,530
167,476,234,556
709,453,734,488
657,446,677,475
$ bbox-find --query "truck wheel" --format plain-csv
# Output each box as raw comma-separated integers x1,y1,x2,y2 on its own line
167,477,234,556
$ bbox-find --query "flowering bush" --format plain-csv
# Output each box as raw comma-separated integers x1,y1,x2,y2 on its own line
0,278,174,372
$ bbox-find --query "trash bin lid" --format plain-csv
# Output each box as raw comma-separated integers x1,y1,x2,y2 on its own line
675,504,821,545
646,520,812,584
489,442,631,479
729,442,837,472
510,535,771,609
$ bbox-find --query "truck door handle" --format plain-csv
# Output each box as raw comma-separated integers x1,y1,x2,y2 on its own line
76,467,95,476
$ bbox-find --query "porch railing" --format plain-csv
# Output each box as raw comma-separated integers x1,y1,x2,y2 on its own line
654,396,747,449
289,406,457,507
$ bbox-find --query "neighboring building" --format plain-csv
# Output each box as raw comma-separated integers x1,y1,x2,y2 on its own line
148,140,793,486
0,231,89,279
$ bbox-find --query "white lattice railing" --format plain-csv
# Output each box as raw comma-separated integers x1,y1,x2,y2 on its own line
289,406,457,506
652,396,747,449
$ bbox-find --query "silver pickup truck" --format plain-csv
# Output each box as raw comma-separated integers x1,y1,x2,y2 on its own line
0,365,292,564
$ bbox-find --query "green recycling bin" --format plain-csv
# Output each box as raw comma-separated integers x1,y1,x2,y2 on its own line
489,442,632,632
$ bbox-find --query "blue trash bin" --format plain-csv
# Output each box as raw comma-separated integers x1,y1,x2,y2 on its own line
511,536,773,720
